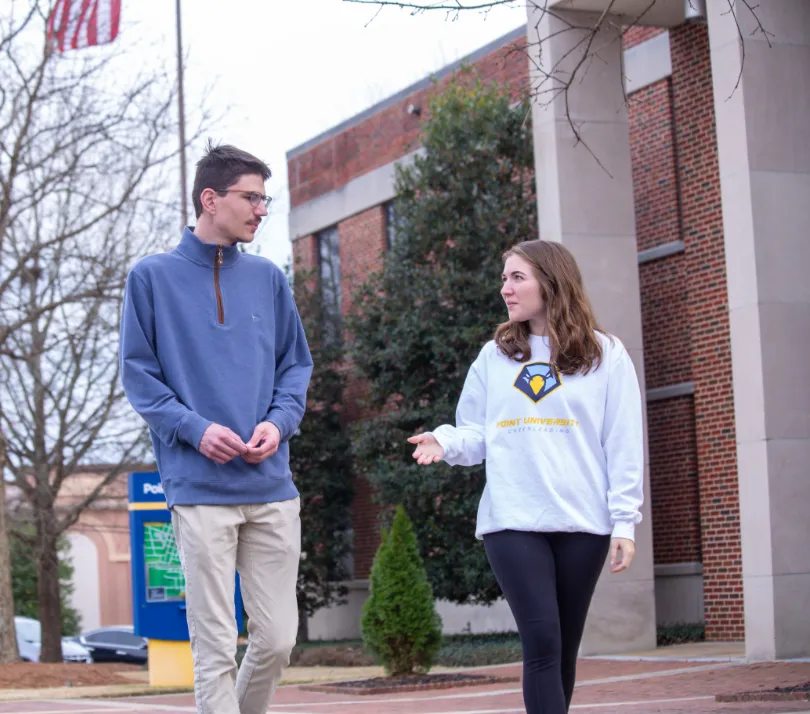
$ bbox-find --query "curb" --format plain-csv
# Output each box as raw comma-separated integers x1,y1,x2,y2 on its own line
716,690,810,703
0,685,192,702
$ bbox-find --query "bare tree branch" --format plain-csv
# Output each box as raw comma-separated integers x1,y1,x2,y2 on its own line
0,0,211,663
345,0,771,172
345,0,513,10
722,0,773,99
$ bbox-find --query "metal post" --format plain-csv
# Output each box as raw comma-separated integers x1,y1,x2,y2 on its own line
175,0,188,228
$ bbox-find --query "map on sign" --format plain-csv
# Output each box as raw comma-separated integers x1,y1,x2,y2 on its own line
143,522,185,602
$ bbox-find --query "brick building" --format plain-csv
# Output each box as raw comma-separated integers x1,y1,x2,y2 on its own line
288,0,809,661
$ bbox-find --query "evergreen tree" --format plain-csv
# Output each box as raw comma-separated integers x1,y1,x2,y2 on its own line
361,505,442,676
348,73,537,605
11,528,81,636
289,268,355,641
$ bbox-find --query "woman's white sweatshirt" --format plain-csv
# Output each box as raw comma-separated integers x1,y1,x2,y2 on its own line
430,333,644,541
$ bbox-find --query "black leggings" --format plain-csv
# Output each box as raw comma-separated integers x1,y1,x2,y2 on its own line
483,529,610,714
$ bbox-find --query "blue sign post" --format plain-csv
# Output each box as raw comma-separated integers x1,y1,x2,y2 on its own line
128,472,243,687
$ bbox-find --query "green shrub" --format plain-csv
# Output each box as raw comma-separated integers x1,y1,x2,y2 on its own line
656,623,705,647
436,632,522,667
11,528,82,636
361,505,443,676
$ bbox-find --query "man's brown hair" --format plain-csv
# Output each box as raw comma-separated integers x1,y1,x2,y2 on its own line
192,140,271,218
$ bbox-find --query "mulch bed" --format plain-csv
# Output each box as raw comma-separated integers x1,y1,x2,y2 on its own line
302,671,519,695
0,662,142,690
717,681,810,703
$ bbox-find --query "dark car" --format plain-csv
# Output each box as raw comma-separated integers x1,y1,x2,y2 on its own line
75,625,148,665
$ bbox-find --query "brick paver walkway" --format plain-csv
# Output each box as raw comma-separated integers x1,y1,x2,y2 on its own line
0,659,808,713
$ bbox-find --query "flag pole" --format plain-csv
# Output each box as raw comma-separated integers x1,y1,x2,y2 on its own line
175,0,189,228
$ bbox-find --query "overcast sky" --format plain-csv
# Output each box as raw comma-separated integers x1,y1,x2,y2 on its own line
124,0,526,268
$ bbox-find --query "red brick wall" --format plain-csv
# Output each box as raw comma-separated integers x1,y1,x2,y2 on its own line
288,37,529,208
670,24,742,640
639,255,691,389
628,74,700,569
339,207,387,426
351,476,379,580
338,207,387,318
623,25,666,49
647,397,701,564
292,234,317,275
628,80,681,254
638,256,700,566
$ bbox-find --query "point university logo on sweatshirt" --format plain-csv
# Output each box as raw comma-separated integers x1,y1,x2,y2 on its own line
513,362,562,404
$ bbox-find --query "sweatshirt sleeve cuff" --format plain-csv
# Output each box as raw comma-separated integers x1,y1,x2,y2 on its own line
430,428,454,462
611,521,636,541
178,412,213,450
265,410,293,442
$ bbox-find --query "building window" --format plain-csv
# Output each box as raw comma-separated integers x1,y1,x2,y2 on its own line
316,225,341,342
384,199,399,251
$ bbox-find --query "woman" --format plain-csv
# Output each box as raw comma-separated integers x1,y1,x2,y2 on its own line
408,240,644,714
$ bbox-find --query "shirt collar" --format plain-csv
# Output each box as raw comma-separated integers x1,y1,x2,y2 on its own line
175,227,241,268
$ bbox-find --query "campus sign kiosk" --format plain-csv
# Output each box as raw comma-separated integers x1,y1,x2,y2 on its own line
128,472,243,686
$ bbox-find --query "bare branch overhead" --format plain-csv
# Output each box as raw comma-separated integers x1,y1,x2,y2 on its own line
0,0,210,663
343,0,770,170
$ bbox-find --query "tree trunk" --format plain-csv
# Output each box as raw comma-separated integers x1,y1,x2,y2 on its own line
36,517,63,663
0,436,20,663
297,608,309,644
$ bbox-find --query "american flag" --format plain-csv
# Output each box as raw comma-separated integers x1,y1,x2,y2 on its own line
46,0,122,53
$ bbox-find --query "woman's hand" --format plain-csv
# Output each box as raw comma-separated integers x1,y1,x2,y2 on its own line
407,433,445,465
610,538,635,573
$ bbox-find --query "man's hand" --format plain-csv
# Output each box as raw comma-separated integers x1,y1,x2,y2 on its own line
199,424,248,465
610,537,635,573
243,422,281,464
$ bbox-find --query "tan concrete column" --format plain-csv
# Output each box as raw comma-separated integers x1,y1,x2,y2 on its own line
707,0,810,660
526,6,656,654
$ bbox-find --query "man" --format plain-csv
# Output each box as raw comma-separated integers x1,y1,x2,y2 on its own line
120,142,313,714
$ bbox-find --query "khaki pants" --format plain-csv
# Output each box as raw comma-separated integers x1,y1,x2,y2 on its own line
171,498,301,714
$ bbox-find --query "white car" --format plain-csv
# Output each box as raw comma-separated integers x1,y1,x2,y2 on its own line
15,616,92,663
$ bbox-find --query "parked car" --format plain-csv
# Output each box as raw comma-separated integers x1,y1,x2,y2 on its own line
14,616,92,663
75,625,148,665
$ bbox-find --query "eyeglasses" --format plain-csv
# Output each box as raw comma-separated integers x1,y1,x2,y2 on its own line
219,190,273,209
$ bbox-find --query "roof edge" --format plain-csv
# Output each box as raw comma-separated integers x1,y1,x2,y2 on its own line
285,24,526,161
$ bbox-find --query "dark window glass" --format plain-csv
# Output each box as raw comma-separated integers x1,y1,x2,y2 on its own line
86,629,143,647
316,225,342,344
384,200,400,250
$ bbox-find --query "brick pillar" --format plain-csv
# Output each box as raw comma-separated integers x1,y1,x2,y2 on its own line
670,23,743,641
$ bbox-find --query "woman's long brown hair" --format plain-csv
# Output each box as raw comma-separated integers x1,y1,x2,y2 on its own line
494,240,607,375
